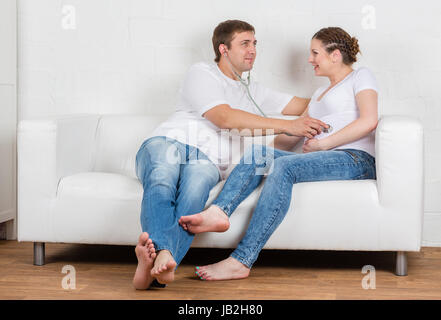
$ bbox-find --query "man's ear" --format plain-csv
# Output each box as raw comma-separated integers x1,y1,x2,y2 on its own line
219,44,227,55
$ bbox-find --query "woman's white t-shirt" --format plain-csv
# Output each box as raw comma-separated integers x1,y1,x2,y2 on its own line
307,67,379,157
151,62,293,179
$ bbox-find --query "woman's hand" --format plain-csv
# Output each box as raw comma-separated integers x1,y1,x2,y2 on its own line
302,138,326,153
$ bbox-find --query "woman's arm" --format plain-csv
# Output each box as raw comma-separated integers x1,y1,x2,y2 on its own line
303,89,378,152
281,97,311,116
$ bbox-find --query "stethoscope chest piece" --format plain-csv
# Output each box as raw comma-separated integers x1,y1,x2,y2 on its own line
323,125,333,133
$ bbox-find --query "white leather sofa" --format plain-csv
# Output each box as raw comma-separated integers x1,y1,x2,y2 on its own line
17,114,424,276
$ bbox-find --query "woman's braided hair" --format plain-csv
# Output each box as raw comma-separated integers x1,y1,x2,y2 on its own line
312,27,360,65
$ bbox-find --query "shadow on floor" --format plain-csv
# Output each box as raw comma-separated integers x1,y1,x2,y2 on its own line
184,248,396,273
43,243,397,273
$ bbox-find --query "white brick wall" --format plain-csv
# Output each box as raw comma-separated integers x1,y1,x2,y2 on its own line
17,0,441,245
1,0,17,239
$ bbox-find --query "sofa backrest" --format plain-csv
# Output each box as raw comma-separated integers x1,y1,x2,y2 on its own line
92,114,170,178
92,114,303,179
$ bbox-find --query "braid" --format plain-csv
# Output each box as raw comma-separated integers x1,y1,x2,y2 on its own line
349,37,360,61
313,27,360,65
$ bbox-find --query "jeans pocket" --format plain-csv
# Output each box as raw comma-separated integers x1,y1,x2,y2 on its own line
187,145,204,163
342,150,359,163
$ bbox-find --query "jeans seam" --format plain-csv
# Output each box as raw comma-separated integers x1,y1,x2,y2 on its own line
340,149,375,164
210,204,230,218
153,244,174,256
222,163,259,216
232,151,376,268
345,150,359,163
291,162,363,170
186,145,198,161
243,169,290,267
230,252,252,269
289,162,375,181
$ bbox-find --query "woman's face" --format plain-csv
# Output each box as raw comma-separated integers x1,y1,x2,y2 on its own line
308,38,334,77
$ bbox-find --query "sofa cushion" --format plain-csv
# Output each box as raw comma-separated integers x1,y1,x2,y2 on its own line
51,172,410,251
52,172,143,244
51,172,225,244
57,172,142,201
92,115,170,179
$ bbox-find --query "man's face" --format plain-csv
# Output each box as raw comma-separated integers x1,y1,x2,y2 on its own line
224,31,257,73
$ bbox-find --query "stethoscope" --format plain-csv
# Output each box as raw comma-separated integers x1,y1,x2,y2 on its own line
223,50,332,135
224,52,268,118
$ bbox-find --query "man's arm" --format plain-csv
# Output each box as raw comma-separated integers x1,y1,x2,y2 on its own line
271,107,310,150
203,104,327,138
281,96,311,116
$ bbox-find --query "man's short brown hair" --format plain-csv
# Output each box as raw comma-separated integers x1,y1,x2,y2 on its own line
212,20,255,63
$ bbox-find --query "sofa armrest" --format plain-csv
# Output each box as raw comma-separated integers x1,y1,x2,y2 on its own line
375,115,424,210
17,114,101,241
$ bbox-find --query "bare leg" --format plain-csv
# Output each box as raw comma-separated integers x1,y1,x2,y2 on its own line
133,232,156,289
195,256,250,281
178,205,230,234
151,250,177,284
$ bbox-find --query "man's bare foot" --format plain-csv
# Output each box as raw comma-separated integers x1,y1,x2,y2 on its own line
151,250,177,284
178,205,230,234
195,257,250,281
133,232,157,290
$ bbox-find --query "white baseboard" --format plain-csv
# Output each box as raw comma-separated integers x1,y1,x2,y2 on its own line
0,209,16,240
422,212,441,247
0,209,15,223
5,219,16,240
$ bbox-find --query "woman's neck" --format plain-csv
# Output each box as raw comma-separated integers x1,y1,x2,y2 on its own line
328,65,354,86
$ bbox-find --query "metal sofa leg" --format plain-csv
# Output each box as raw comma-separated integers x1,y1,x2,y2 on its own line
395,251,407,276
33,242,45,266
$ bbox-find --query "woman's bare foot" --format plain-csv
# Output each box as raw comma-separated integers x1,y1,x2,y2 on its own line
178,205,230,234
151,250,177,284
133,232,157,290
195,257,250,281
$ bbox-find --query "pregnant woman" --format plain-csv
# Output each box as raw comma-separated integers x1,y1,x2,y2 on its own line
179,27,379,281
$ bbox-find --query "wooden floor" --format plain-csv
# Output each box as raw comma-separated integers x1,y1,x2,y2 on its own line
1,240,441,300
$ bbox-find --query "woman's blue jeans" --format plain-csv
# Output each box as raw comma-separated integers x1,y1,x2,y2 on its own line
212,144,376,269
135,136,220,266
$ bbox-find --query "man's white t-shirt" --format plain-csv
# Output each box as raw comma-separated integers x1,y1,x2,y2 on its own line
151,62,294,179
307,67,379,157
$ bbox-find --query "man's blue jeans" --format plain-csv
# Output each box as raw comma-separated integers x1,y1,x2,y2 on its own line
212,144,376,268
135,136,220,266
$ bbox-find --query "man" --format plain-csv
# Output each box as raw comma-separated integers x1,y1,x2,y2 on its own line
132,20,328,289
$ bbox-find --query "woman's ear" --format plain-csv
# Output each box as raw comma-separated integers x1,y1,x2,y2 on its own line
331,49,342,63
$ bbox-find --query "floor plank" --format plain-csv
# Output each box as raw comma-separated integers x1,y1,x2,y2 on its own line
0,240,440,300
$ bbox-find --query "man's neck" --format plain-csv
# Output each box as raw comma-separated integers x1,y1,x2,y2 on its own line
217,58,242,81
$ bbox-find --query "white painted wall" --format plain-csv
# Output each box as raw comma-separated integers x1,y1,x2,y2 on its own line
17,0,441,245
0,0,17,239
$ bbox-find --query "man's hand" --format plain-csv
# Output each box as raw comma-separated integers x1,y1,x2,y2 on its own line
284,117,329,139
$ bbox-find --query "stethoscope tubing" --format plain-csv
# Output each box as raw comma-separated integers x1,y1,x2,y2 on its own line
223,55,332,136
